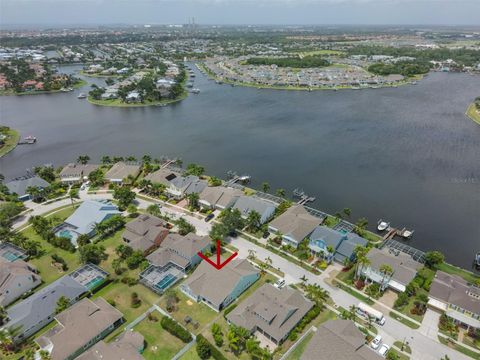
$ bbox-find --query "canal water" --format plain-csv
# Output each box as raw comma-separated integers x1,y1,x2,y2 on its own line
1,64,479,268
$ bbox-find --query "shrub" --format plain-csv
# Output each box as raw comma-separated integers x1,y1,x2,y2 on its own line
107,299,116,307
394,292,409,309
131,292,141,308
196,335,211,359
196,334,227,360
223,303,237,316
160,316,192,343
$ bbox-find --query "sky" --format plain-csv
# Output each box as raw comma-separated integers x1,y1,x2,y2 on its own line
1,0,480,26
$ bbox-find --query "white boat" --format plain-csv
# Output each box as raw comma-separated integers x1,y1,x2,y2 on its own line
474,252,480,269
77,93,86,99
400,229,414,239
377,220,390,231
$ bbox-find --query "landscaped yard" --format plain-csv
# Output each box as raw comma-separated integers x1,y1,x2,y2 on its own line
436,263,480,284
438,335,480,360
22,205,82,285
134,314,187,360
179,345,201,360
285,331,314,360
159,288,219,335
92,281,160,323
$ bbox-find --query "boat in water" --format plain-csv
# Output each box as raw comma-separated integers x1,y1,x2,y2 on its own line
475,252,480,269
77,93,86,99
191,88,200,94
399,229,415,239
377,220,390,231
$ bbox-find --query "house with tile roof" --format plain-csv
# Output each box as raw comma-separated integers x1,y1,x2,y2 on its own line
104,162,141,184
5,176,50,201
0,258,41,307
233,196,277,224
199,186,243,210
76,330,145,360
122,214,169,255
59,164,100,184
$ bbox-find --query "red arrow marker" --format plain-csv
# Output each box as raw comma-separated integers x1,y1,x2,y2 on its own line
198,240,238,270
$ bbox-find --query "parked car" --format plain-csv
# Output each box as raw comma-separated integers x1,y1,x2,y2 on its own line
378,344,390,357
262,231,270,239
205,213,215,222
274,279,286,289
371,335,382,350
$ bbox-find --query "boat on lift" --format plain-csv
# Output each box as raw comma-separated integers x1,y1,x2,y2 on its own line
77,93,86,99
377,220,390,231
399,229,415,239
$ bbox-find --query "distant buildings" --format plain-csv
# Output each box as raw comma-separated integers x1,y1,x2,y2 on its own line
181,257,260,311
226,283,313,345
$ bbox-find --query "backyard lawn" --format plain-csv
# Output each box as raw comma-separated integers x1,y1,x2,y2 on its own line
92,281,160,323
285,331,314,360
180,346,201,360
23,205,82,285
159,289,219,335
134,314,187,360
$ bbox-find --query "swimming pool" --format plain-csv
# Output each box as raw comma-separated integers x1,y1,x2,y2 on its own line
57,229,74,239
85,276,104,290
2,251,19,262
155,274,177,291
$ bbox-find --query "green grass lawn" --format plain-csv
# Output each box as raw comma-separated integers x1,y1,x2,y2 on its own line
387,348,410,360
436,262,480,284
323,215,340,228
23,205,82,285
389,311,420,330
285,331,314,360
466,103,480,125
0,128,20,158
159,289,219,335
134,316,187,360
438,335,480,360
179,345,201,360
92,281,160,324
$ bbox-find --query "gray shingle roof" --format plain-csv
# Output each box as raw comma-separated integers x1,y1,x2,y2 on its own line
233,196,277,219
5,275,87,337
226,283,313,343
104,162,140,181
5,176,50,197
269,205,320,243
301,320,382,360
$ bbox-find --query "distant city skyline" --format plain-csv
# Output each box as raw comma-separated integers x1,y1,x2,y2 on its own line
1,0,480,27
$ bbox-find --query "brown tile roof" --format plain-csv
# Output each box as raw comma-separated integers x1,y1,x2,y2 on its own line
226,283,313,343
123,214,168,252
301,320,382,360
104,162,141,181
59,163,100,179
75,330,144,360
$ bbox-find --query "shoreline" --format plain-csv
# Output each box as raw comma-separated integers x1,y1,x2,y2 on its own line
0,128,20,158
87,90,188,108
466,103,480,125
197,63,423,92
0,79,87,97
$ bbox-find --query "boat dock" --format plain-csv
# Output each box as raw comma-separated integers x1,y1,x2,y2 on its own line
293,188,316,205
381,226,415,240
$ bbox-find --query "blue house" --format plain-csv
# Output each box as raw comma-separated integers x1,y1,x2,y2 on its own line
308,226,367,264
55,200,120,247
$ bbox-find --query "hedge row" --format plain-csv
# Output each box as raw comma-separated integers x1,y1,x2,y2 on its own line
196,334,227,360
160,316,192,343
223,303,237,316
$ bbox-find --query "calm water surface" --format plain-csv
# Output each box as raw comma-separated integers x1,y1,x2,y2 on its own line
1,65,479,268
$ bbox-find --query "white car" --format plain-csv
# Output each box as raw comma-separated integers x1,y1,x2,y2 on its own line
378,344,390,357
274,279,286,289
371,335,382,350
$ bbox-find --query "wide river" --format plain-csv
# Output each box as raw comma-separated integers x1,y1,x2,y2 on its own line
1,65,479,268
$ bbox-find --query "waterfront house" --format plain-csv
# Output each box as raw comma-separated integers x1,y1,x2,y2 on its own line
59,163,100,184
76,330,145,360
198,186,243,210
308,226,368,264
300,319,382,360
5,175,50,201
359,247,422,292
428,271,480,331
268,205,321,248
226,283,313,346
126,91,141,102
0,258,41,307
104,161,141,184
2,275,88,341
140,233,212,294
122,214,169,255
232,196,277,224
181,257,260,311
166,175,208,199
144,168,181,187
55,200,120,247
35,298,124,360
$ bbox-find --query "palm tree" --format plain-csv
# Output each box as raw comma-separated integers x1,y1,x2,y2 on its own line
300,275,308,287
227,328,240,354
187,192,200,210
264,256,272,268
353,245,369,279
305,283,329,306
355,255,371,280
379,264,393,290
142,154,152,164
275,188,286,197
343,208,352,218
0,306,8,326
261,182,270,193
246,210,261,232
248,249,256,260
101,155,111,164
348,304,357,322
76,155,90,165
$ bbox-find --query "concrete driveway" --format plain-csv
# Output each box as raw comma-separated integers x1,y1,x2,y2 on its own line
419,309,440,339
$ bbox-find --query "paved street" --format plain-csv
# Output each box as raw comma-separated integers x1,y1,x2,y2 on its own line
13,191,473,360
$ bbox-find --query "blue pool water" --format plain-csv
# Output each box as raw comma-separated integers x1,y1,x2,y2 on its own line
58,229,74,239
2,251,19,262
155,274,177,291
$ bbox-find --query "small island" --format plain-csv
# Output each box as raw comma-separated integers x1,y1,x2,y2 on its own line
466,97,480,125
0,126,20,158
86,61,188,107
